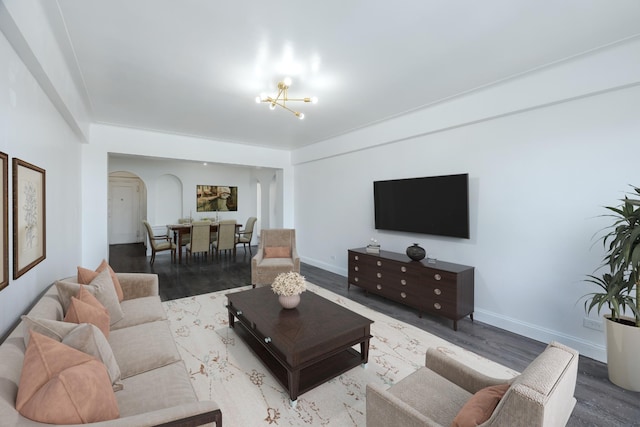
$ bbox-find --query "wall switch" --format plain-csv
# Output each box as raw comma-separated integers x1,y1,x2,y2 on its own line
583,317,604,331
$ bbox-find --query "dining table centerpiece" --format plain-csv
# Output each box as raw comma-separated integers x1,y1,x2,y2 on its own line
271,271,307,309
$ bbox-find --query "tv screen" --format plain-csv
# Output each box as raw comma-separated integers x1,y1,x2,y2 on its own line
374,173,469,238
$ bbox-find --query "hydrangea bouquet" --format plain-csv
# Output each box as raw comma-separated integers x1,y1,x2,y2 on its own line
271,272,307,296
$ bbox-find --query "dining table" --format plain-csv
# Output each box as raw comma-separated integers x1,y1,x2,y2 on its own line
167,222,242,263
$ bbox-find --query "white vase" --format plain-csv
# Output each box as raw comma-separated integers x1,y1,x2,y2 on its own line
605,315,640,392
278,294,300,309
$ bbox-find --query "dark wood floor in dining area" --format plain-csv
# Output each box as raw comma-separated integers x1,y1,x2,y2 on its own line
109,243,640,427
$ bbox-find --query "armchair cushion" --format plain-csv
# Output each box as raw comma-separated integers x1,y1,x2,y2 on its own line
451,383,509,427
264,246,291,258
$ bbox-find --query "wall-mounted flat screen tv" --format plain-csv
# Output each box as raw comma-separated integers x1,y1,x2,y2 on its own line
374,173,469,238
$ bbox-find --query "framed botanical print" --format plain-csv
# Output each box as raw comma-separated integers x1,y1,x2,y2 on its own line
12,158,46,279
0,152,7,290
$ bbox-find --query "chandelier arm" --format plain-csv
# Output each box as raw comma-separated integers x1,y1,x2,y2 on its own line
272,101,300,116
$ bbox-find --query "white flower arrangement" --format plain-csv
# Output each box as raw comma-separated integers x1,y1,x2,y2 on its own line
271,272,307,296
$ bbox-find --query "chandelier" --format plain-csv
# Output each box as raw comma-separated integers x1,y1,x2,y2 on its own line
255,77,318,119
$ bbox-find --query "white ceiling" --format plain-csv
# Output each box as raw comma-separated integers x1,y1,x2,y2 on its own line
50,0,640,150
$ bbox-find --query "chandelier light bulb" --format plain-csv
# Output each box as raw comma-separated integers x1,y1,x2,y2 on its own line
298,113,305,120
311,96,318,104
269,103,276,110
283,76,292,87
255,96,261,103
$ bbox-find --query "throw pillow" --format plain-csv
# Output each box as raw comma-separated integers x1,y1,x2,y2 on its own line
77,259,124,302
451,383,510,427
64,295,110,338
264,246,291,258
21,316,78,347
16,331,119,424
57,269,124,325
62,323,122,391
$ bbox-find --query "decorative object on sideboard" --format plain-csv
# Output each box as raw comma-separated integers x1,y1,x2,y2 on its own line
406,243,426,261
271,271,307,309
366,238,380,254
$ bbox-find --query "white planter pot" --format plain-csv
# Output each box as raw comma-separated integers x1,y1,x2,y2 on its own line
605,315,640,392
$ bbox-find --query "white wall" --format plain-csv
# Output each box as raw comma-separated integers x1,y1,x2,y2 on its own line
0,28,83,338
293,39,640,363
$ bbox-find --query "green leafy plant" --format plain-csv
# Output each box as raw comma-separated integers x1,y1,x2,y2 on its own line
584,186,640,327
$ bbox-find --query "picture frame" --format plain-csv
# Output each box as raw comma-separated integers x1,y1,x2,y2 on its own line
196,185,238,212
12,158,46,279
0,152,7,290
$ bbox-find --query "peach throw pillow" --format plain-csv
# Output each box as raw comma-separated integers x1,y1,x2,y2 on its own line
451,383,509,427
78,259,124,302
16,331,119,424
264,246,291,258
64,286,110,338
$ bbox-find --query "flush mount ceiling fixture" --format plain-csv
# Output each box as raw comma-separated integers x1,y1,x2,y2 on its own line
255,77,318,120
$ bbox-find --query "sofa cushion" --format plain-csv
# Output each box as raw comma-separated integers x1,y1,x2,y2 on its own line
64,295,111,338
264,246,291,258
16,332,119,424
21,316,78,347
78,259,124,302
111,295,168,330
108,320,182,379
62,323,123,391
451,383,510,427
57,269,124,325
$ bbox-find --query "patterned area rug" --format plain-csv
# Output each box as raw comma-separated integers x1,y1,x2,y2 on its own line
163,284,517,426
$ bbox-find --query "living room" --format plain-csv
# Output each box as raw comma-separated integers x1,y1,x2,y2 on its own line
1,1,639,425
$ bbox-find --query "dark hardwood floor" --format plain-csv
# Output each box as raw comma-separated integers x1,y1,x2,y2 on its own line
110,243,640,427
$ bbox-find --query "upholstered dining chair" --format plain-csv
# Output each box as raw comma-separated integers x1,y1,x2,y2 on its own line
143,220,176,265
213,220,238,259
186,220,211,262
366,341,579,427
251,228,300,287
236,216,257,255
176,217,192,247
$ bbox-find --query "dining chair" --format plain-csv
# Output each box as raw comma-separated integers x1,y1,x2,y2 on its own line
186,220,211,262
236,216,257,255
213,220,238,260
142,220,176,265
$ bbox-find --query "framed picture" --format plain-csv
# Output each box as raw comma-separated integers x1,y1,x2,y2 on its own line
196,185,238,212
13,158,46,279
0,152,7,290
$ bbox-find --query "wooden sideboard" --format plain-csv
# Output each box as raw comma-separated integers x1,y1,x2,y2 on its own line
347,247,474,330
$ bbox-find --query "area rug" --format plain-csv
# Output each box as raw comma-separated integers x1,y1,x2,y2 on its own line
162,284,518,426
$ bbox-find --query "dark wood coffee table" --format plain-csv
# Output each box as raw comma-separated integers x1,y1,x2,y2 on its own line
226,286,373,405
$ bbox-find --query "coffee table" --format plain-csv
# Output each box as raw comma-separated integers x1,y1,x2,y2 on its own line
226,286,373,405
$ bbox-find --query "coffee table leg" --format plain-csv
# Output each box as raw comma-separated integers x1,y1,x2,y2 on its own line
228,308,235,328
361,338,370,367
288,369,300,405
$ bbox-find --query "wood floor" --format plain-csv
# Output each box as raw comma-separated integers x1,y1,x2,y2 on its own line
110,243,640,427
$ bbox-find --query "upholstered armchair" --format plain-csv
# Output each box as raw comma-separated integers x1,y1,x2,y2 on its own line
143,220,176,265
251,228,300,287
366,341,579,427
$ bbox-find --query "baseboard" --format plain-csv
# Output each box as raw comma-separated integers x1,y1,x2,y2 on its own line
301,256,347,277
474,309,606,363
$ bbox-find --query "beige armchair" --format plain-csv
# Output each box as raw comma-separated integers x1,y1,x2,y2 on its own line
143,220,176,265
366,341,578,427
251,228,300,287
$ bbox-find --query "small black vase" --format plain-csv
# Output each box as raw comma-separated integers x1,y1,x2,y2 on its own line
406,243,426,261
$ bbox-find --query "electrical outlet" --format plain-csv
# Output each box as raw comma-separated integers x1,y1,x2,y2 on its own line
583,317,604,331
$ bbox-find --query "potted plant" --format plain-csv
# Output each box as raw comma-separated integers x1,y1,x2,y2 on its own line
583,186,640,391
271,272,307,309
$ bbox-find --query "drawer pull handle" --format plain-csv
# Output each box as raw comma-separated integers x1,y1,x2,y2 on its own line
236,310,243,316
354,277,359,282
400,292,407,298
354,266,359,271
434,288,442,295
434,274,442,281
434,303,442,310
377,260,382,267
355,255,359,260
400,279,407,286
377,273,382,278
376,284,382,290
264,337,272,343
401,266,407,273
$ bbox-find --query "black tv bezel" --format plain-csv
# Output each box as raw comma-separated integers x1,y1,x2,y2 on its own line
373,173,470,239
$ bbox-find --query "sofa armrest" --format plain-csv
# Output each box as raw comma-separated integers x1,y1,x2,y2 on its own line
116,273,159,300
366,383,442,427
425,348,511,394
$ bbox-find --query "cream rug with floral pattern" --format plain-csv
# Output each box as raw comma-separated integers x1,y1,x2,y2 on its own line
162,284,517,426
